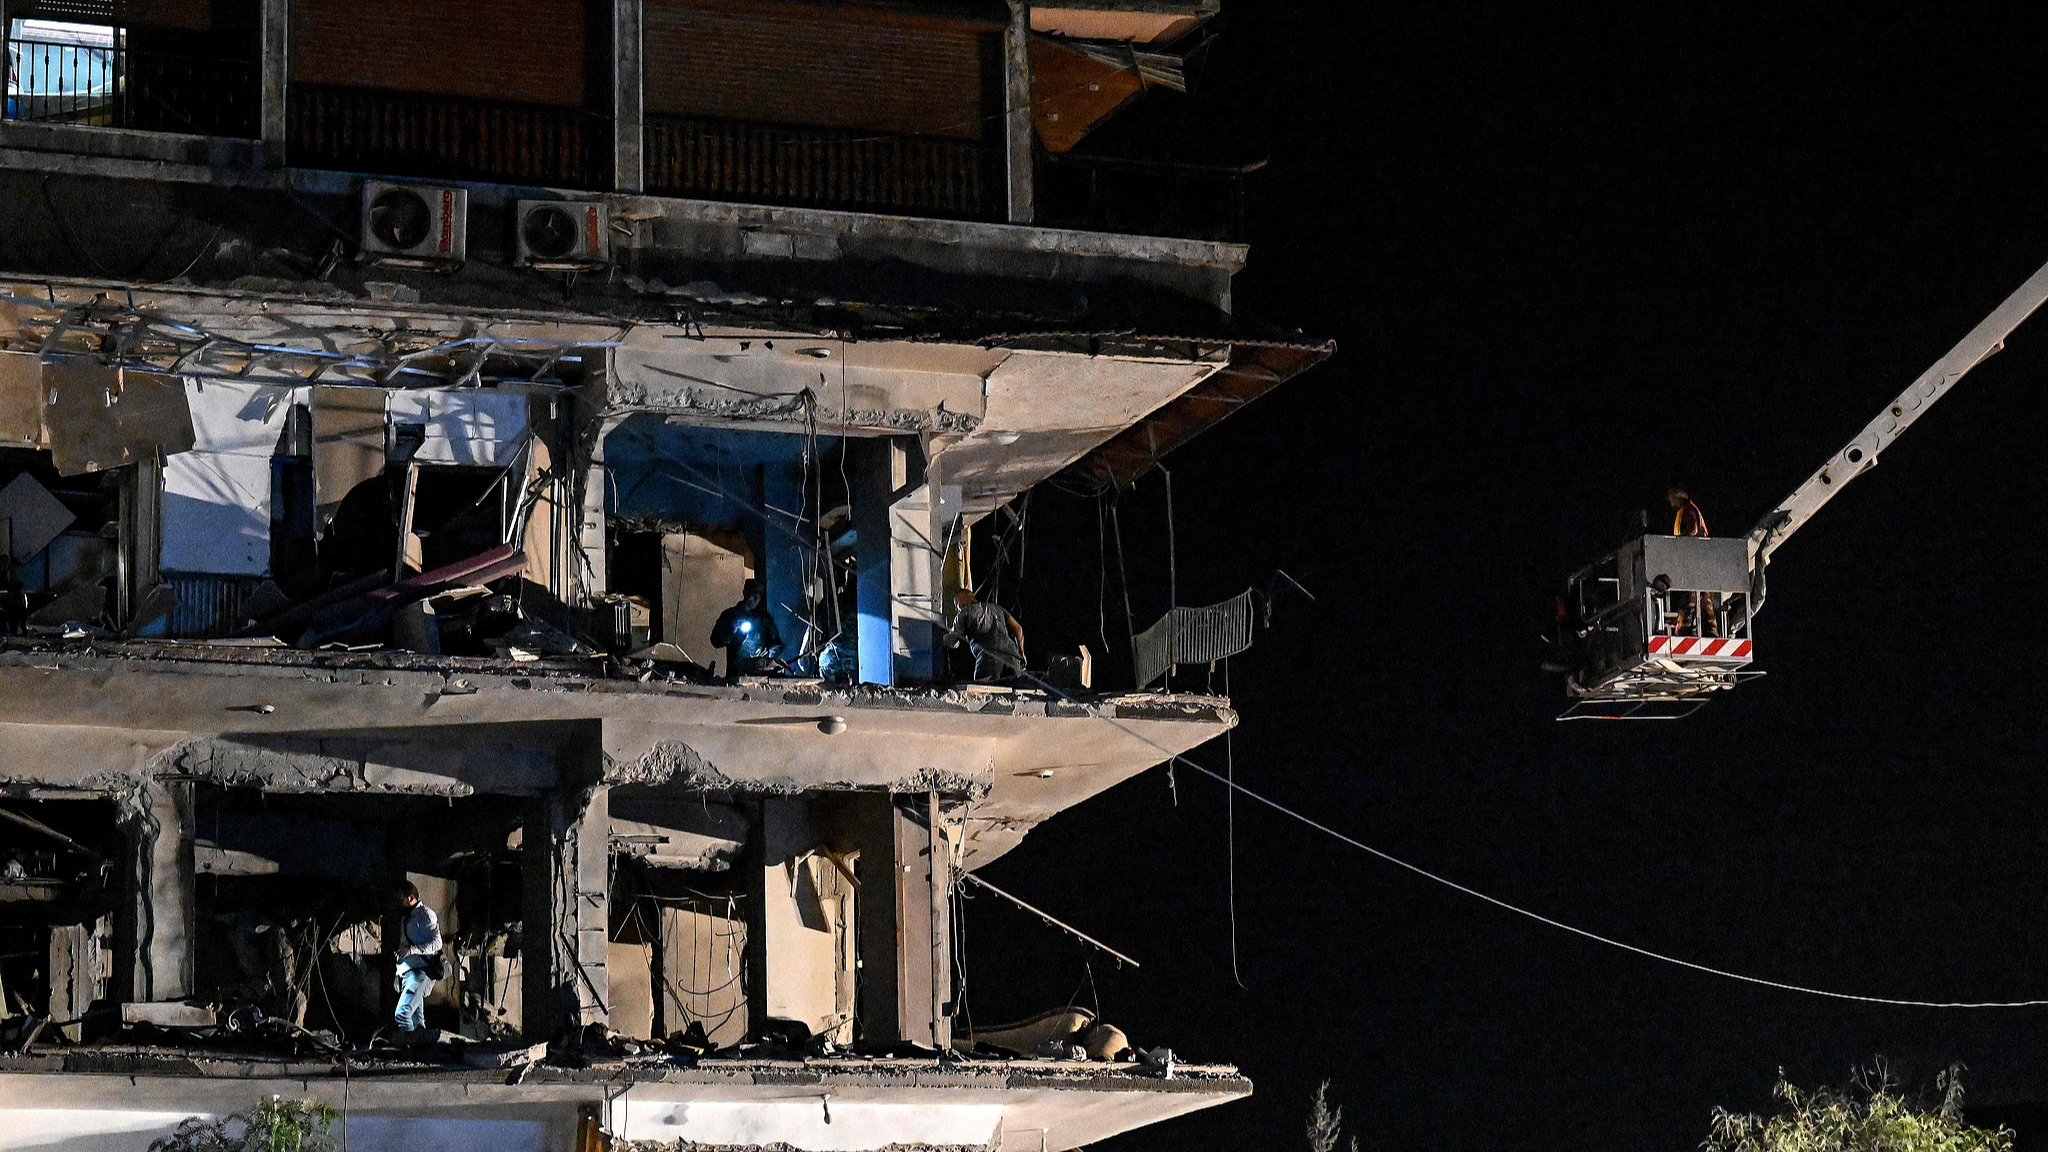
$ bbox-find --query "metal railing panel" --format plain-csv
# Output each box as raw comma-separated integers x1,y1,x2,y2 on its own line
644,114,995,220
4,35,259,137
288,83,605,190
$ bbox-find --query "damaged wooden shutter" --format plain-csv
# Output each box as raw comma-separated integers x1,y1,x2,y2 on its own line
290,0,587,106
310,385,386,518
0,352,45,448
42,359,194,476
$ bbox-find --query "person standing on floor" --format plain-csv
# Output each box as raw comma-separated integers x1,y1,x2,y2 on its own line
391,879,442,1042
1666,482,1716,634
1668,483,1708,537
711,579,785,680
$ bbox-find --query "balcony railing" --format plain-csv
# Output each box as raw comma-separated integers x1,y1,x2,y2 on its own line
1036,152,1255,242
9,47,1244,241
645,114,996,221
4,36,258,137
288,82,606,190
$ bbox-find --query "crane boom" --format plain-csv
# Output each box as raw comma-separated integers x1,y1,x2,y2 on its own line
1745,257,2048,570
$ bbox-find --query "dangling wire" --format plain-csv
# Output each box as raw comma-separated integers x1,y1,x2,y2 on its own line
983,489,1034,604
1161,464,1178,611
799,386,845,668
1096,492,1112,660
1023,655,2048,1010
951,865,974,1045
1013,488,1033,593
1159,463,1178,692
1060,960,1104,1024
1224,657,1246,989
1108,494,1139,653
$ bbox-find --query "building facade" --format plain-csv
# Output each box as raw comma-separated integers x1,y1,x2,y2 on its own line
0,1,1326,1147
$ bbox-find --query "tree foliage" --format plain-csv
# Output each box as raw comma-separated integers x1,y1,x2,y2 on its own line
149,1095,340,1152
1308,1080,1359,1152
1705,1065,2011,1152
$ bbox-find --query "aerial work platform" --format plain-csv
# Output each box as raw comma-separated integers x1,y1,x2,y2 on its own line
1558,534,1759,719
1551,250,2048,717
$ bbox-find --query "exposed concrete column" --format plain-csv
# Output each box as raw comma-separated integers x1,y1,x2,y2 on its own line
744,797,802,1035
48,919,104,1040
1003,0,1035,223
613,0,645,193
913,787,950,1049
888,445,945,684
572,386,616,608
120,455,162,628
854,793,952,1048
259,0,289,163
522,781,611,1039
853,439,898,684
853,437,940,685
118,779,194,1003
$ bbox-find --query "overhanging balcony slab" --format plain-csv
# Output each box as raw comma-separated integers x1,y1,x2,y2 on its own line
0,1054,1250,1152
0,642,1229,862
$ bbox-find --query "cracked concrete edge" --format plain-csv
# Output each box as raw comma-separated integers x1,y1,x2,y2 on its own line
151,736,367,793
0,646,1233,728
0,734,997,801
602,740,992,800
0,736,475,797
605,382,982,436
603,739,758,791
0,769,147,796
887,766,993,801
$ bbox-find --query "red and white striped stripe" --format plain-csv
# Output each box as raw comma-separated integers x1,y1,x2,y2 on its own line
1648,635,1752,659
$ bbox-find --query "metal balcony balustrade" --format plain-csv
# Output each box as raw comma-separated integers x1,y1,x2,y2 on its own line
3,33,258,137
9,47,1242,242
644,113,997,221
287,82,607,191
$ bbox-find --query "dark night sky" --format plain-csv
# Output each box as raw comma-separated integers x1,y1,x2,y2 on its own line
964,7,2048,1150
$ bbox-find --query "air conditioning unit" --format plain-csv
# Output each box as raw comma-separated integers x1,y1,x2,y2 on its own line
359,181,468,269
516,199,610,269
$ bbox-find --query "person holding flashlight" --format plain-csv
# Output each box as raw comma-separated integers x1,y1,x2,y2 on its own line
711,579,784,681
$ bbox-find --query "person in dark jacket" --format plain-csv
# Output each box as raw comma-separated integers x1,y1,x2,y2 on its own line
943,589,1026,682
711,580,784,679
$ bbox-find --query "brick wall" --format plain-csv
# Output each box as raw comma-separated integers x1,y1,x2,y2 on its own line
291,0,589,107
644,0,995,139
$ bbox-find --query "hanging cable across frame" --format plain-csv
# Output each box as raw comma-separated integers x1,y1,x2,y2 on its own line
1012,667,2048,1010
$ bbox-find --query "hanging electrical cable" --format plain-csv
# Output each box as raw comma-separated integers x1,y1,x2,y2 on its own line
1014,666,2048,1010
1223,658,1246,990
1108,494,1139,655
1160,464,1178,611
1095,493,1114,661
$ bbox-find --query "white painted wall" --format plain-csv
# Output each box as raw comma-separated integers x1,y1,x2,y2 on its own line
619,1099,1004,1150
0,1108,202,1152
0,1109,553,1152
161,379,297,575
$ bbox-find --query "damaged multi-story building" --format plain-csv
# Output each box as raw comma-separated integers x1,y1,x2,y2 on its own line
0,0,1327,1147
